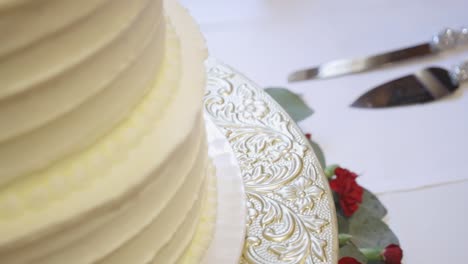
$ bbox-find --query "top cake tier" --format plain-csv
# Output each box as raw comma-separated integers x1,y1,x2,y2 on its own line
0,0,166,185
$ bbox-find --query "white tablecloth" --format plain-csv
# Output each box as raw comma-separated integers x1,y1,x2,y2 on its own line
180,0,468,262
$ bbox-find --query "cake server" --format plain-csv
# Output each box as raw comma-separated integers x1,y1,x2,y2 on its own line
288,27,468,82
351,60,468,108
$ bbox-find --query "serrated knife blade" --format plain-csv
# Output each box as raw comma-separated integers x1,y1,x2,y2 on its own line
351,61,468,108
288,27,468,82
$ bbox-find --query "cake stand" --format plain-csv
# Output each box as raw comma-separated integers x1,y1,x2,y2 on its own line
202,59,338,264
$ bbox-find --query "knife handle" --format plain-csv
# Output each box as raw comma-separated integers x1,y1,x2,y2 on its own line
451,61,468,85
431,27,468,51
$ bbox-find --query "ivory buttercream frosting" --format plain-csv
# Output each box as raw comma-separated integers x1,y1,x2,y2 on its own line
0,0,213,263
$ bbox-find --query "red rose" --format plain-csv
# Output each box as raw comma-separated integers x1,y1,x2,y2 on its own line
329,167,363,217
382,244,403,264
338,257,362,264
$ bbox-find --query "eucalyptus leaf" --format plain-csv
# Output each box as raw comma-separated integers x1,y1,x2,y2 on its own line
337,212,349,233
264,87,313,122
349,207,399,248
360,189,387,219
339,244,368,264
308,139,326,169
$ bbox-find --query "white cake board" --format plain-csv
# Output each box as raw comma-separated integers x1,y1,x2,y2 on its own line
202,118,246,264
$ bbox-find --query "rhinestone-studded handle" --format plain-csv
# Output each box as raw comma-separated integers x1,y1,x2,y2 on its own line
451,61,468,85
431,27,468,51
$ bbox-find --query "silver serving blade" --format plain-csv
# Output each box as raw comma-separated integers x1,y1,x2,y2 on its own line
351,67,460,108
289,44,433,82
289,27,468,82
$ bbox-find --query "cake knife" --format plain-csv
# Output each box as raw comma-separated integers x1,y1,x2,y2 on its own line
288,27,468,82
351,60,468,108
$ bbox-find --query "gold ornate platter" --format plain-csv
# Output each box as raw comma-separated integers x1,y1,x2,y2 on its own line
204,59,338,264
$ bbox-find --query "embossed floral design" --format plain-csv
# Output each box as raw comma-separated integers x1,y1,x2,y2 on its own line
242,165,267,183
246,200,258,225
204,62,336,264
237,98,269,119
234,132,294,186
277,177,324,212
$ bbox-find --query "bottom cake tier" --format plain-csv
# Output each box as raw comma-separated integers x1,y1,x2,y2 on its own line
0,1,214,264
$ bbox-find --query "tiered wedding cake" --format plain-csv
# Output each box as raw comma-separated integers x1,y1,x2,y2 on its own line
0,0,213,263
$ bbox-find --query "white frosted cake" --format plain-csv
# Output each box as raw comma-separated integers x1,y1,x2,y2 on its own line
0,0,214,263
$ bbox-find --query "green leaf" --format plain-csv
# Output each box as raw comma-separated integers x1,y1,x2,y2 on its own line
348,207,399,248
337,212,350,233
324,164,339,179
308,139,326,169
339,234,353,246
339,244,368,264
359,189,387,219
264,87,313,122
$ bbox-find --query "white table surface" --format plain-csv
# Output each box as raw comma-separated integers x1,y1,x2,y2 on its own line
180,0,468,263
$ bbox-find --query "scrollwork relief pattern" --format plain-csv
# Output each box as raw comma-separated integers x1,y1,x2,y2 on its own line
204,59,337,264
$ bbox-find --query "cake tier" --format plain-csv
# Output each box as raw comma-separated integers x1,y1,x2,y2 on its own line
0,0,166,184
177,160,218,264
0,0,210,263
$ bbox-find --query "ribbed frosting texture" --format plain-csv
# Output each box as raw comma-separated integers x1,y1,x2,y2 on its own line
0,0,166,185
0,0,211,263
